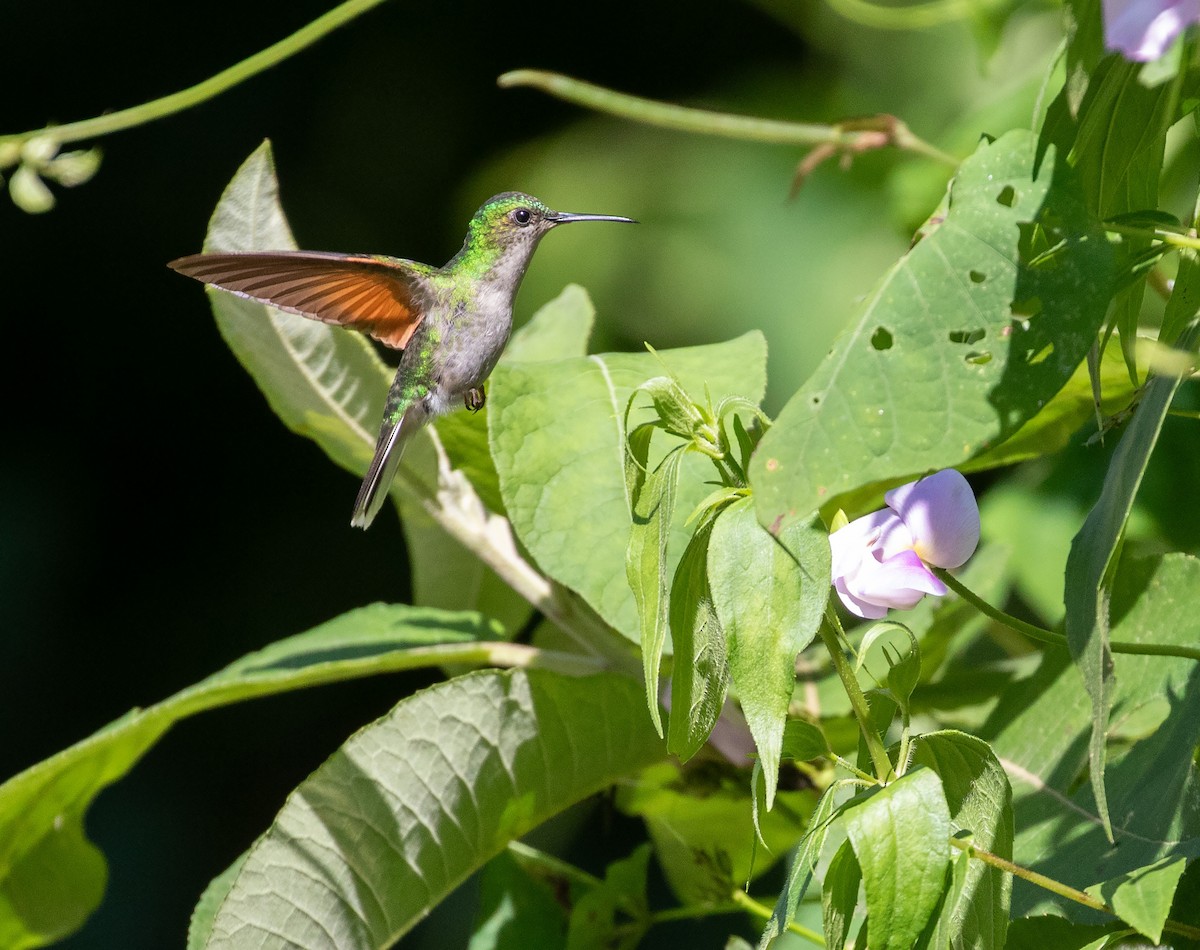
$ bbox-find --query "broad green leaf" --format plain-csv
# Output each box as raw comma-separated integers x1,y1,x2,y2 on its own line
1004,916,1118,950
1086,854,1188,943
757,783,839,949
626,442,687,735
490,332,767,639
963,341,1141,477
470,851,567,950
709,498,830,808
0,605,499,949
201,669,665,948
667,513,728,761
616,761,811,907
988,553,1200,917
843,767,951,950
911,732,1013,950
752,129,1113,533
202,140,390,480
506,283,596,363
566,845,650,950
822,840,861,950
1064,321,1200,837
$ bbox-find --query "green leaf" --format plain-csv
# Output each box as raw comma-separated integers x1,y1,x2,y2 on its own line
757,783,839,949
470,851,567,950
0,604,499,949
626,442,687,735
616,761,810,907
989,553,1200,917
1086,854,1189,943
1004,916,1118,950
857,622,920,712
910,732,1013,950
822,840,861,950
708,498,830,807
490,332,767,639
781,718,831,763
634,374,705,441
187,853,247,950
842,767,952,950
752,129,1113,532
506,283,596,363
566,845,650,950
202,140,391,481
667,512,728,761
1160,199,1200,347
201,669,665,948
1065,54,1179,375
1064,321,1200,838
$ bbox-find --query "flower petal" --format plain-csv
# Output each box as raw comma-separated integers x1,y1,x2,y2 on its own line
1103,0,1200,61
885,469,980,569
836,549,946,618
829,509,909,579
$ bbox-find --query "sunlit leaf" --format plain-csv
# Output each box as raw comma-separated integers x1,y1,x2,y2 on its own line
199,669,664,948
752,129,1113,532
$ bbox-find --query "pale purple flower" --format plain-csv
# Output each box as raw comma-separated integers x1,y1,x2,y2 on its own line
829,469,980,620
1103,0,1200,61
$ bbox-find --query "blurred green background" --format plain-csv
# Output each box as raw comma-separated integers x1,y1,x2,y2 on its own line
0,1,1091,946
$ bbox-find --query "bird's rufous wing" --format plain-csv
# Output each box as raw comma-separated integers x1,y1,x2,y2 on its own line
168,251,430,350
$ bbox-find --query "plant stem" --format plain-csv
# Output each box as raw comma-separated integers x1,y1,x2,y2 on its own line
932,567,1200,662
0,0,388,148
497,69,959,167
950,839,1200,941
730,890,826,945
1106,220,1200,252
819,607,896,783
824,0,982,29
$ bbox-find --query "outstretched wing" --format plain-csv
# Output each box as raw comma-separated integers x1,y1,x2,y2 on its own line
168,251,432,350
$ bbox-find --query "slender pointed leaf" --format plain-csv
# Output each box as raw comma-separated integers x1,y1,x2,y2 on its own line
708,498,829,808
1064,321,1200,837
757,784,839,949
667,513,728,760
627,443,687,735
822,840,862,950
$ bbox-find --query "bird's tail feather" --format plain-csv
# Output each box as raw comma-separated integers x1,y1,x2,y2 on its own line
351,407,421,529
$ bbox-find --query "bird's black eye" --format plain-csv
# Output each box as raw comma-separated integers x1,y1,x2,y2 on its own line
511,208,532,225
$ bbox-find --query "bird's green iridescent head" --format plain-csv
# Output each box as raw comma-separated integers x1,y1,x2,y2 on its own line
446,191,636,279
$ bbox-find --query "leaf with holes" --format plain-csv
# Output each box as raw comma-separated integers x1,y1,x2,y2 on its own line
752,129,1113,532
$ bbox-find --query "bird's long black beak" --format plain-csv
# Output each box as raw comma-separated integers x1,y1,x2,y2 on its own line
551,211,638,225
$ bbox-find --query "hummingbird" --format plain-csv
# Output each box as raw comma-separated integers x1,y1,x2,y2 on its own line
169,191,635,529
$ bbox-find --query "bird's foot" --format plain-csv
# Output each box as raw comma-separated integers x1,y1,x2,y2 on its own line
464,388,486,412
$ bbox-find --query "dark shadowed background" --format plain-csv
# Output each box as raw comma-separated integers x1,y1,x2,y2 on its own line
0,2,1069,946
